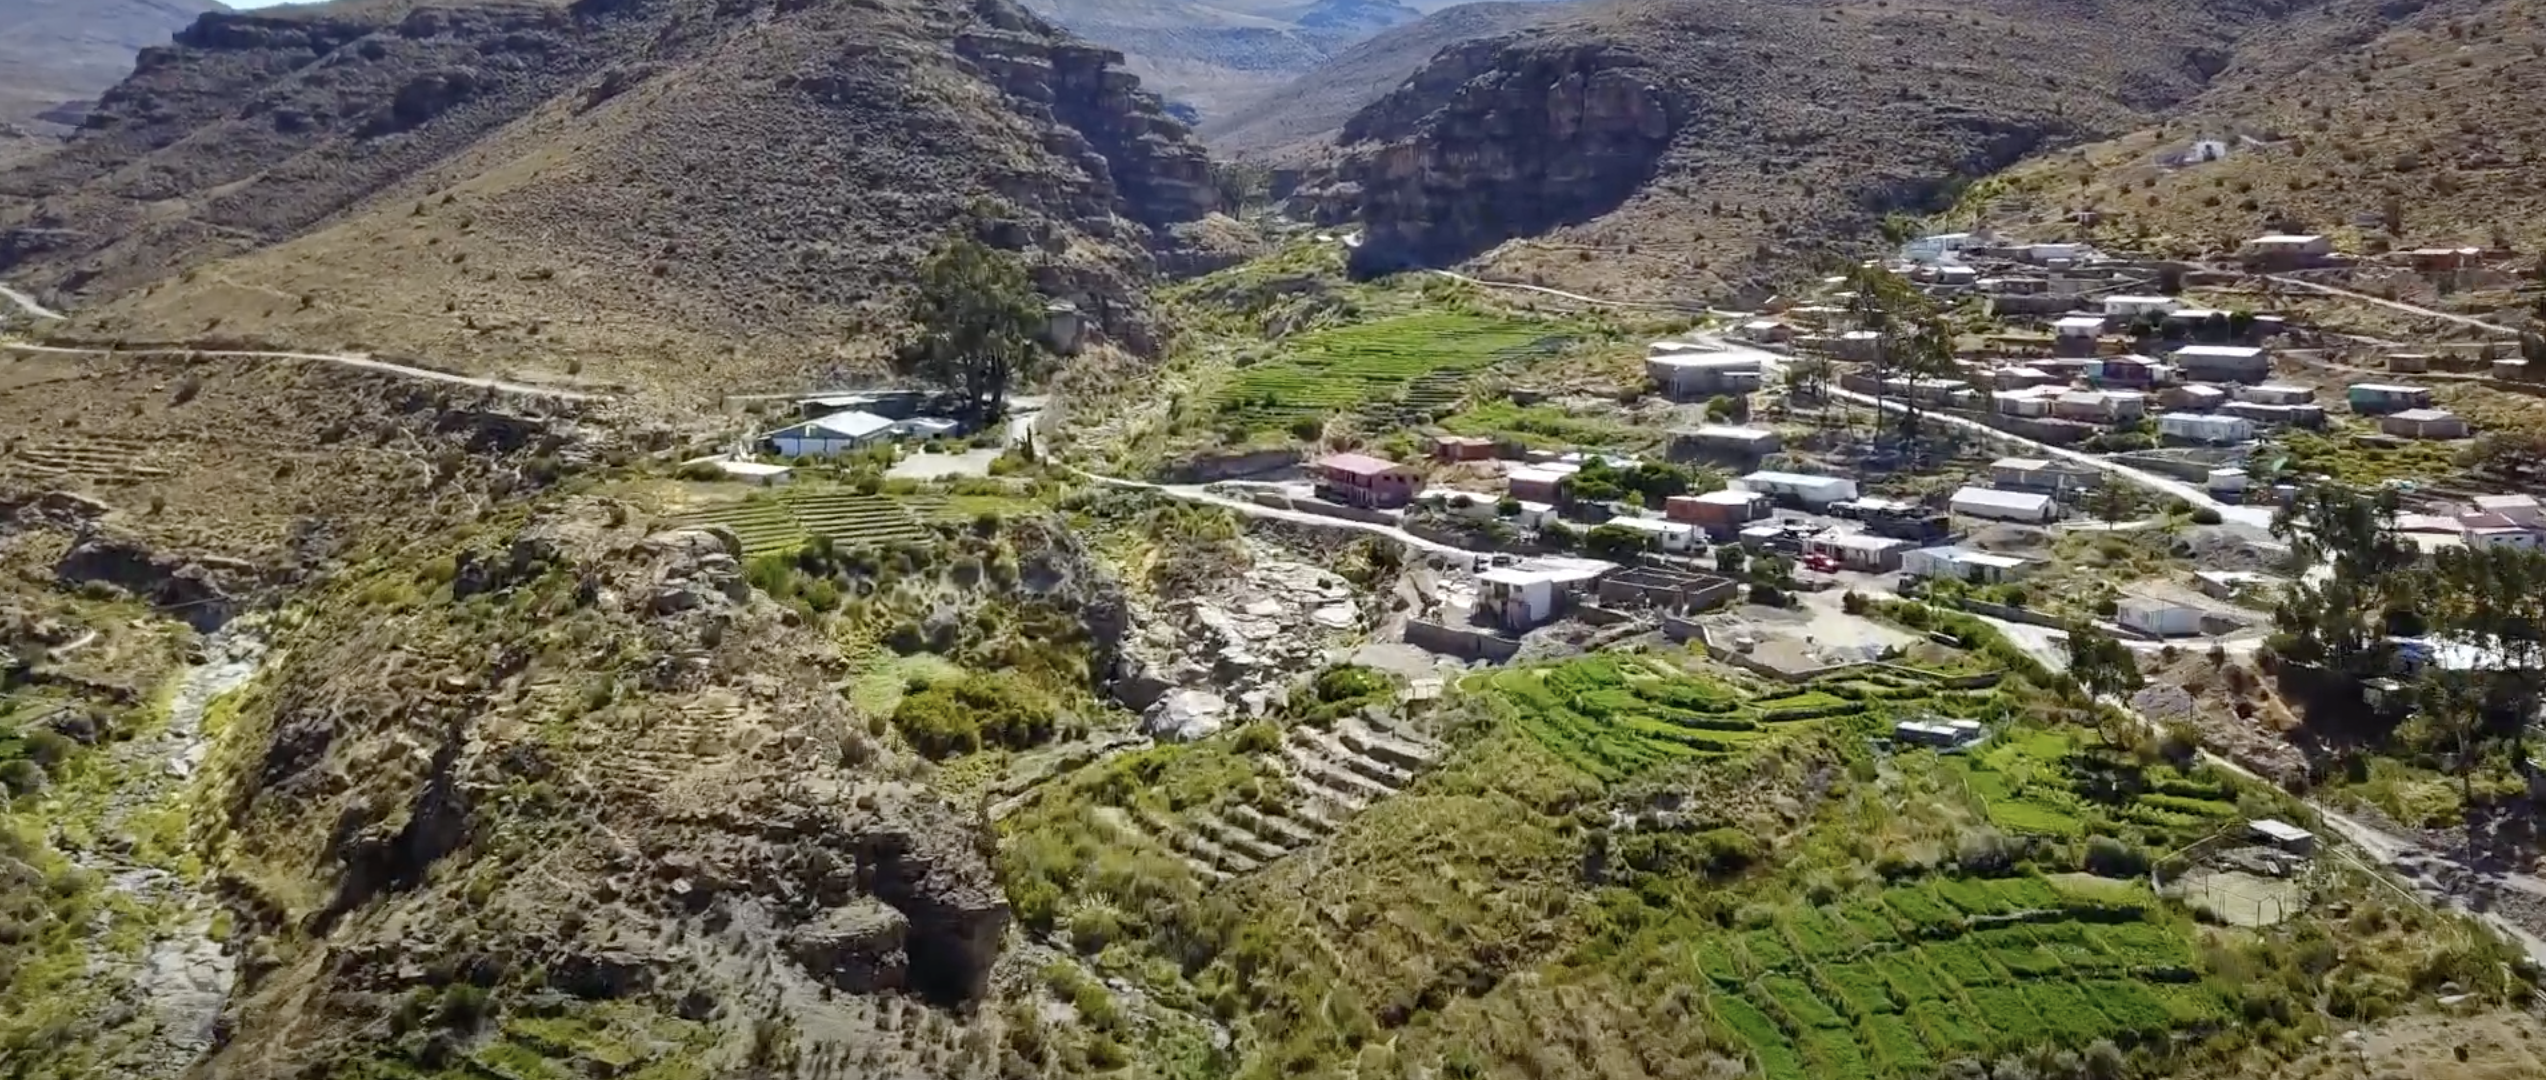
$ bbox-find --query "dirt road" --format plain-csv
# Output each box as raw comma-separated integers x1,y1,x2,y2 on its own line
1073,471,1478,560
2266,275,2522,337
0,282,64,321
1,340,608,402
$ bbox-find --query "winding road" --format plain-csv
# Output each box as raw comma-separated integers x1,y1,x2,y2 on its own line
0,282,65,321
1072,470,1478,560
0,340,608,402
2266,274,2522,337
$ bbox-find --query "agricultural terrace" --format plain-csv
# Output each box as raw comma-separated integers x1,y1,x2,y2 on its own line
1472,653,2007,783
991,645,2534,1080
662,489,1007,556
1208,311,1579,434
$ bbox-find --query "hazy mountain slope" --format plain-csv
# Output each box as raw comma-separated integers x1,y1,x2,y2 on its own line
1022,0,1426,119
1968,0,2546,257
0,0,1219,395
1200,0,1578,160
1299,0,2328,299
0,0,227,128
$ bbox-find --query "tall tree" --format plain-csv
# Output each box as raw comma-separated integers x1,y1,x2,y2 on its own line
894,231,1050,420
1842,263,1928,439
2065,622,2145,701
2269,484,2417,677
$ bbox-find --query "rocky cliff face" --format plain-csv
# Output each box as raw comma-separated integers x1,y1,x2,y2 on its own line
0,0,1217,388
1292,0,2318,294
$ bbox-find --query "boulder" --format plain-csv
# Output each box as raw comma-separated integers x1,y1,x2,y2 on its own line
1144,688,1229,742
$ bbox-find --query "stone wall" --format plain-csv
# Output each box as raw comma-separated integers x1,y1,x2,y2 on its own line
1404,619,1521,662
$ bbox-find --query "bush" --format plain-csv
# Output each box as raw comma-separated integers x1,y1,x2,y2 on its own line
1841,590,1869,615
1748,583,1787,607
2083,835,2149,878
2190,506,2223,525
891,673,1058,759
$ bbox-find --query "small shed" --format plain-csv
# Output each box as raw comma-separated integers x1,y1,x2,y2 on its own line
2247,819,2318,855
1733,471,1859,509
2345,382,2435,414
768,410,898,457
2117,597,2203,637
2159,412,2254,445
1950,486,2058,524
2169,345,2269,383
2053,315,2111,339
2381,408,2469,440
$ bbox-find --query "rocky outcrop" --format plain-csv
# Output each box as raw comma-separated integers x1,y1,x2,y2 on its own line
1328,39,1680,272
55,534,254,631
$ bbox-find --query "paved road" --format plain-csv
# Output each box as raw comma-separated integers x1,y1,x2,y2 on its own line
0,340,607,402
2266,274,2522,337
0,282,64,321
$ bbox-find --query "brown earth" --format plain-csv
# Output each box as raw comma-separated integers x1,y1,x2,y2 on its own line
1971,0,2546,258
1291,0,2314,300
0,0,1224,400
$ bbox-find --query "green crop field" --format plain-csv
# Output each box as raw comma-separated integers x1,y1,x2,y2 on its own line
1678,875,2230,1079
1945,729,2242,847
1474,653,2003,783
1210,312,1574,431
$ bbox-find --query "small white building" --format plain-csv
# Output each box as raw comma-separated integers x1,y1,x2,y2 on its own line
1598,515,1701,554
1675,425,1782,456
2239,384,2315,406
1804,531,1916,572
2247,819,2319,855
2381,408,2469,440
1901,546,2032,584
2103,295,2182,319
1950,486,2058,523
1645,352,1764,398
1990,457,2099,492
1733,470,1859,509
767,410,899,457
2158,411,2254,445
2243,234,2334,264
2117,597,2204,637
2170,344,2269,383
2472,495,2546,528
2206,467,2249,495
1993,387,2058,418
1477,558,1615,631
2053,315,2110,339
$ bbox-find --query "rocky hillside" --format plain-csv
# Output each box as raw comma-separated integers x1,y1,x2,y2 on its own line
1967,0,2546,257
1021,0,1417,120
0,0,1219,395
1199,0,1578,161
1294,0,2331,299
0,0,225,130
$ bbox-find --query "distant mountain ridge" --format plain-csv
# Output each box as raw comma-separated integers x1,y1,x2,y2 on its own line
0,0,229,129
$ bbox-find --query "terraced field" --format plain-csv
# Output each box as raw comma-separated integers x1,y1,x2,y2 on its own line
1126,712,1445,883
1681,876,2230,1080
5,433,172,484
1211,312,1576,432
1947,730,2242,848
662,490,930,556
1475,655,1982,783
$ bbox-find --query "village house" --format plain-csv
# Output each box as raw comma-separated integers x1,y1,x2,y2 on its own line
2117,597,2205,637
2472,495,2545,528
1504,465,1572,506
1476,558,1615,632
2239,384,2316,406
1669,425,1782,459
2159,308,2237,341
1736,319,1796,344
2103,295,2182,320
2168,344,2270,383
1830,330,1884,362
1645,351,1764,399
2240,233,2334,270
1600,515,1701,553
1804,531,1916,572
2158,384,2228,411
1831,498,1952,543
1313,452,1422,509
766,410,903,457
1432,435,1497,462
1993,386,2058,418
1666,490,1772,532
1950,486,2058,524
2024,243,2093,265
1902,232,1983,262
2053,314,2110,340
1989,365,2060,391
2195,570,2278,600
1733,470,1859,509
2221,401,2326,429
2457,513,2539,550
1901,546,2033,584
2159,411,2255,445
2052,390,2147,424
2206,468,2248,497
2381,408,2469,440
2345,382,2436,414
1981,275,2051,295
2401,247,2482,272
2090,355,2173,388
2385,352,2434,374
1990,457,2100,492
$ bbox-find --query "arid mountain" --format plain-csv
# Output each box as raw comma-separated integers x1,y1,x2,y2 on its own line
0,0,227,130
1291,0,2335,299
0,0,1222,397
1968,0,2546,257
1020,0,1421,120
1199,0,1577,160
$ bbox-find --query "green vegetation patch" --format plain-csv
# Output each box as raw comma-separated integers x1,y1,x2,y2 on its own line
1209,312,1571,431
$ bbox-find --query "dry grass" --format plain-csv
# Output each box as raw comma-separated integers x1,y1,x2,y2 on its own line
0,0,1219,400
1969,0,2546,257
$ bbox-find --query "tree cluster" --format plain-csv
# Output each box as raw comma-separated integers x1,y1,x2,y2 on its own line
893,230,1051,420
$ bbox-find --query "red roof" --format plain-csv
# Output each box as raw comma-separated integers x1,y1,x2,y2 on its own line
1316,452,1404,477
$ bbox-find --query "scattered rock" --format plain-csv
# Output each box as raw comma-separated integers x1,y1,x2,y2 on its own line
1145,688,1230,742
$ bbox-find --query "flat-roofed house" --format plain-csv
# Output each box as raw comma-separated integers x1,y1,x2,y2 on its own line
1950,486,2058,523
2169,345,2269,383
2381,408,2469,440
2346,382,2436,415
1314,453,1422,509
